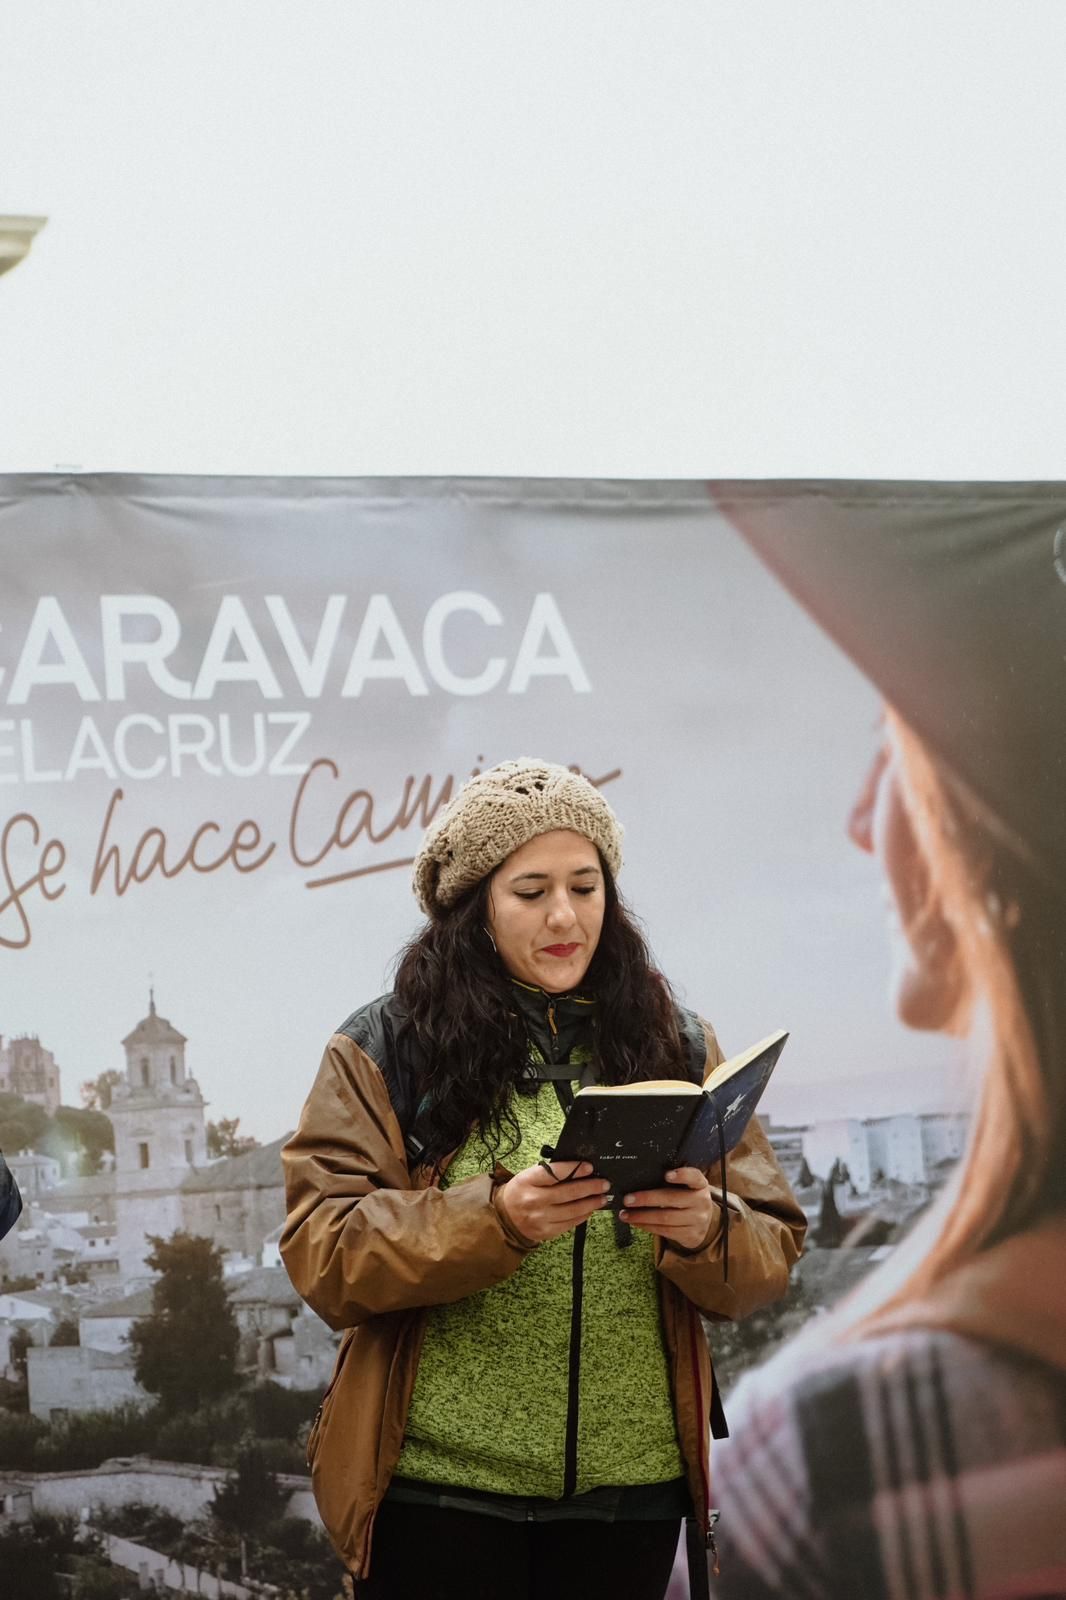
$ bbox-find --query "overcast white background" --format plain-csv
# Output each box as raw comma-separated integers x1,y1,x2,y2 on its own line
2,1,1065,477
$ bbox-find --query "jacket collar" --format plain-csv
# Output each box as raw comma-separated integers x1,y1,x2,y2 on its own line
508,978,596,1069
874,1213,1066,1376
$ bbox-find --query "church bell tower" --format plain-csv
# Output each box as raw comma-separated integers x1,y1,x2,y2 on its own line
109,991,207,1279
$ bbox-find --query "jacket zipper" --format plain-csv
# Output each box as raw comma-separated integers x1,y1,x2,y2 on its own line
306,1327,357,1466
544,992,585,1500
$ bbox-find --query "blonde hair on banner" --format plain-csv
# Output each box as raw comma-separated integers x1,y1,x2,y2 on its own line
834,707,1066,1337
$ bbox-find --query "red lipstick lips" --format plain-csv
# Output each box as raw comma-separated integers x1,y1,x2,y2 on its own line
542,943,580,957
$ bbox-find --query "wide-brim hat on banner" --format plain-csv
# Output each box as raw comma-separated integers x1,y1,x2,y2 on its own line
710,480,1066,895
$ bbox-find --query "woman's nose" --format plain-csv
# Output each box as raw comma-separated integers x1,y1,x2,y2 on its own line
848,743,888,854
546,894,577,929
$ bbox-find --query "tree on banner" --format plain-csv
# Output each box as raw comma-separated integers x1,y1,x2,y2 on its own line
212,1436,289,1535
0,1092,113,1174
80,1070,123,1111
206,1117,260,1159
129,1232,239,1411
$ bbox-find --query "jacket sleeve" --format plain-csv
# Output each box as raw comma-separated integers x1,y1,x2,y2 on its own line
280,1032,534,1330
656,1019,807,1320
0,1151,23,1242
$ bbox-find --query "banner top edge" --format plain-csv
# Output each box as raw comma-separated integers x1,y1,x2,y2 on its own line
1,474,1065,507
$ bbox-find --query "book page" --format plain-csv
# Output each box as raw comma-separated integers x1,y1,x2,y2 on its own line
703,1030,789,1093
575,1080,703,1098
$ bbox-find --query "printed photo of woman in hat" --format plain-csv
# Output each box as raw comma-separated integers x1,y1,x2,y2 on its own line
708,483,1066,1600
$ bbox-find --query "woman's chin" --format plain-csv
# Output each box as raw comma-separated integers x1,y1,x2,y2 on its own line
893,963,966,1034
533,956,592,993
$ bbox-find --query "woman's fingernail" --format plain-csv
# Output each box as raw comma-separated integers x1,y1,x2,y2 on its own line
624,1195,636,1206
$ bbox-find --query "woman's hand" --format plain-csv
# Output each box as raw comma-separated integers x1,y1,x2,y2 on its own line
494,1161,612,1244
619,1167,720,1252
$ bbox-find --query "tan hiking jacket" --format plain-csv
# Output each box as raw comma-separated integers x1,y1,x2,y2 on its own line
281,1011,806,1578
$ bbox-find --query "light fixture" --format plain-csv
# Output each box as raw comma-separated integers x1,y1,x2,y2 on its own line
0,215,47,279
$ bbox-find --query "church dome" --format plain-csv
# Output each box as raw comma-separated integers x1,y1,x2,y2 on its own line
121,992,187,1049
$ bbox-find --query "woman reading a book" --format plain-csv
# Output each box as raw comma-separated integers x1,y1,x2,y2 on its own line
707,488,1066,1599
281,758,806,1600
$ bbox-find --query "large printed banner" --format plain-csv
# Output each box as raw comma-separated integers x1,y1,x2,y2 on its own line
13,475,1066,1598
2,473,960,1152
0,475,960,1148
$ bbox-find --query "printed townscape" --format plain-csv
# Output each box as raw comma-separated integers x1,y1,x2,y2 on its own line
0,1001,968,1596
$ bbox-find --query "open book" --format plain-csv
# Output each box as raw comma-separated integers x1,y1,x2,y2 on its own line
550,1030,788,1198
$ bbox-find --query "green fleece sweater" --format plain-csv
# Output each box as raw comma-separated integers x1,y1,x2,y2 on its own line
395,1068,684,1498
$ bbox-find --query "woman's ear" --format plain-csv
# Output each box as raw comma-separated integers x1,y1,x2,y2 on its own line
898,897,969,1033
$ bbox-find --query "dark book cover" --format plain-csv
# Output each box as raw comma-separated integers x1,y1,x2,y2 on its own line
551,1031,788,1198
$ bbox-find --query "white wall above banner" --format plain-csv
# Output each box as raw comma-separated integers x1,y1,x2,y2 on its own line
2,3,1065,477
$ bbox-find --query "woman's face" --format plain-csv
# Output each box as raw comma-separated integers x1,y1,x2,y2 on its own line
848,720,963,1031
486,829,606,994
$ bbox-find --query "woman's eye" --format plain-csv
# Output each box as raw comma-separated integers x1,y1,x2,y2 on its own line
513,885,597,900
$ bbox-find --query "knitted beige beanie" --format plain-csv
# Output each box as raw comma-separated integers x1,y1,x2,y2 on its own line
413,758,624,915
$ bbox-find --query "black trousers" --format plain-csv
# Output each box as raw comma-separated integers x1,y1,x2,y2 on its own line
354,1500,681,1600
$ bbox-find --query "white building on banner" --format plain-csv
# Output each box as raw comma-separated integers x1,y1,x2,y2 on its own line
802,1111,970,1194
0,1206,85,1285
919,1112,970,1170
110,993,207,1280
801,1119,873,1193
4,1151,61,1201
27,1345,149,1423
865,1116,926,1187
